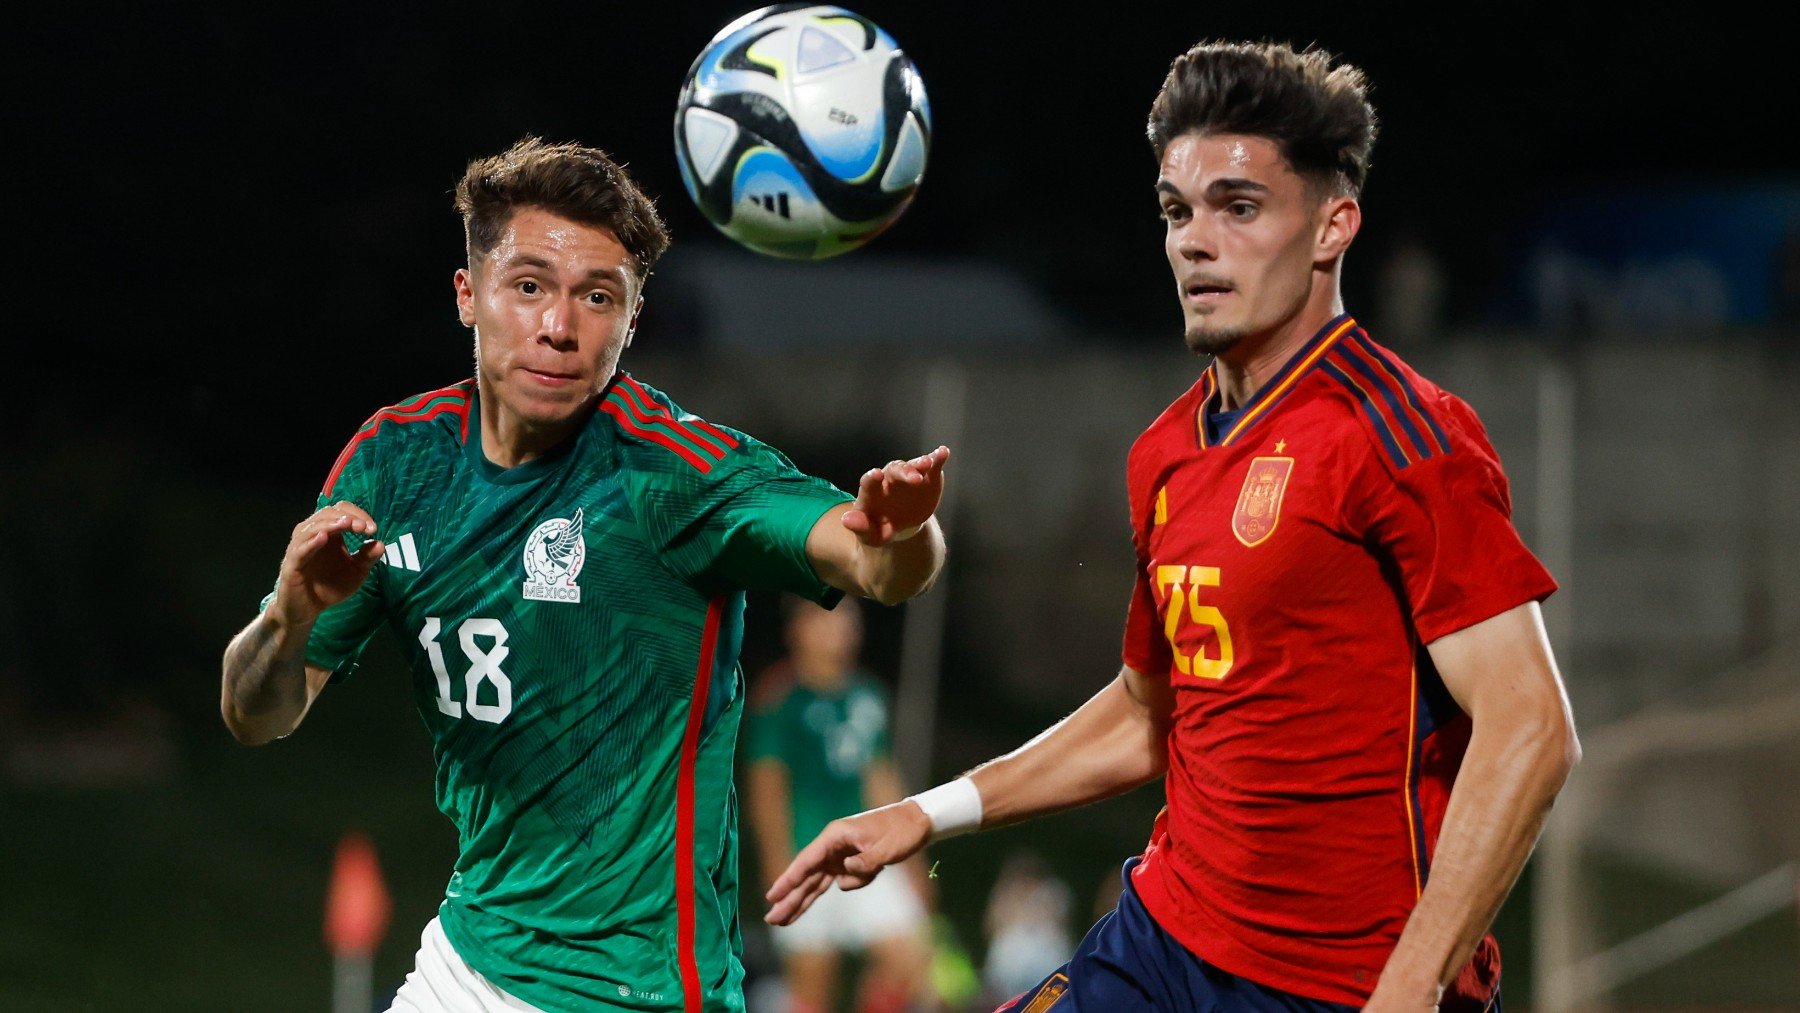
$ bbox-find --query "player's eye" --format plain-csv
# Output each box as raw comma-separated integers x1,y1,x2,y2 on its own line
1227,201,1259,220
1160,203,1189,223
586,291,612,306
518,280,541,295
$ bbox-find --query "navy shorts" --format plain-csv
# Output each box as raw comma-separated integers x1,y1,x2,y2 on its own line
994,860,1358,1013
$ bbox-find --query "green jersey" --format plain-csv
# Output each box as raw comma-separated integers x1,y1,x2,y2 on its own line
747,674,891,852
280,374,851,1012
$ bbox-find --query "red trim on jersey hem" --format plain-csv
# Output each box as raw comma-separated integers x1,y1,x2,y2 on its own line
676,598,724,1013
600,399,714,472
322,391,470,496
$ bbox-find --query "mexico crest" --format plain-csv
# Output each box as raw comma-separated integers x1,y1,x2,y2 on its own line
522,508,586,603
1233,457,1293,547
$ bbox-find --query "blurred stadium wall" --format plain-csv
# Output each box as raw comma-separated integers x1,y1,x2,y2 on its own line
3,331,1797,1009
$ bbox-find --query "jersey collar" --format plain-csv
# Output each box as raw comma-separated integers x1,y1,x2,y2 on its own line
464,385,588,485
1196,313,1358,449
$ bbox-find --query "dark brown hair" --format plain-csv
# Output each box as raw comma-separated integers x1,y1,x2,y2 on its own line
1147,41,1378,198
454,136,671,277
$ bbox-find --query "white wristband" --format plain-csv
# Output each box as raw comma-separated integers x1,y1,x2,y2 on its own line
907,778,983,840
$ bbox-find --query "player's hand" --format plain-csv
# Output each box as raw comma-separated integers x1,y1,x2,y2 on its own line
764,800,933,926
267,502,384,628
842,446,950,547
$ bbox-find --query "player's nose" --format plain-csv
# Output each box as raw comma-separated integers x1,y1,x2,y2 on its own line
1174,219,1217,261
537,298,578,348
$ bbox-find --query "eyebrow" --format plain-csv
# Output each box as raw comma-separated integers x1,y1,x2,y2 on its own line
500,253,630,285
1155,177,1272,201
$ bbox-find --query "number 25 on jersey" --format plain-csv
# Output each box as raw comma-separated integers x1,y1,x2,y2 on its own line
1156,564,1234,681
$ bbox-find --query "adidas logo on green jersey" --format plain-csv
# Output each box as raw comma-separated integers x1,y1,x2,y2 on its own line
381,533,422,572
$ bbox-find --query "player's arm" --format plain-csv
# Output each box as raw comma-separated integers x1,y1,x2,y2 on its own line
1365,601,1580,1011
804,447,949,605
862,757,907,810
864,757,939,905
745,758,798,891
765,663,1172,925
220,502,384,746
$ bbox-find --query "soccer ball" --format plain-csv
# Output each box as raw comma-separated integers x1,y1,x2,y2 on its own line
674,5,931,260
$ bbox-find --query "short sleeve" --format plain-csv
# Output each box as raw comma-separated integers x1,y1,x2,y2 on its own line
1122,551,1174,676
259,429,388,683
633,430,853,606
1121,442,1175,677
1347,395,1557,644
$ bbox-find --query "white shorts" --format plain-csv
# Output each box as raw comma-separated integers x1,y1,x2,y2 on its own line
386,916,545,1013
768,869,926,955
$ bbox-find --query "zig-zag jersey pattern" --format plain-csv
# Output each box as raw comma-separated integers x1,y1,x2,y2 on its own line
1120,316,1557,1010
275,374,852,1013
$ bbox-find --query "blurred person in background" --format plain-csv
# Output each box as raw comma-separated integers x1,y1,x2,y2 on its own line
747,597,933,1013
768,40,1579,1013
979,852,1073,1005
219,136,950,1013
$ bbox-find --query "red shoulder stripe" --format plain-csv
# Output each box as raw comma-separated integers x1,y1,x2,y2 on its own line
686,418,740,453
615,376,734,455
599,399,714,473
609,388,727,463
321,390,470,496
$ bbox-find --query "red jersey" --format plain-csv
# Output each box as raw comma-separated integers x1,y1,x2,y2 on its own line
1121,314,1556,1009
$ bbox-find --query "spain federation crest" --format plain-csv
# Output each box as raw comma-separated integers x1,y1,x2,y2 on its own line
522,508,586,603
1233,457,1294,547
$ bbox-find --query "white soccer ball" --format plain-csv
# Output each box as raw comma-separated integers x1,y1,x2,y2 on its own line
674,5,931,259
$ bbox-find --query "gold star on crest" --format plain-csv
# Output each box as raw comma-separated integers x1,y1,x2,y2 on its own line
1275,439,1288,454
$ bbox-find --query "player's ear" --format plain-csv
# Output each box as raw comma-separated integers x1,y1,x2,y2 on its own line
454,266,477,328
1315,196,1361,265
624,294,645,348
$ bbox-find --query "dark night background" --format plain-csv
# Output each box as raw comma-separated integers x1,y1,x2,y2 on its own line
3,3,1795,1010
13,2,1792,484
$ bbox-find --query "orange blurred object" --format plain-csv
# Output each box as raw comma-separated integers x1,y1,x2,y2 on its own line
324,831,392,958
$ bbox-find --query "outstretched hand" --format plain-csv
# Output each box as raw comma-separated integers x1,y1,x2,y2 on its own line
764,800,933,926
842,446,950,547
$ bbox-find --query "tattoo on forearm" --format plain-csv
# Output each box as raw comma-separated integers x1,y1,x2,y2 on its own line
226,619,307,717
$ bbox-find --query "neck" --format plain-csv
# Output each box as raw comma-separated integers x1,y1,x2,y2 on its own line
478,386,589,470
1212,282,1344,410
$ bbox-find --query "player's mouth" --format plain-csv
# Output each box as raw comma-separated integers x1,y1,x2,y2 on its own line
522,367,582,387
1185,280,1236,306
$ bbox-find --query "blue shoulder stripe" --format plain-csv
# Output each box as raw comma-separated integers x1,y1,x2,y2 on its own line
1320,359,1412,469
1334,342,1438,463
1349,331,1451,454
